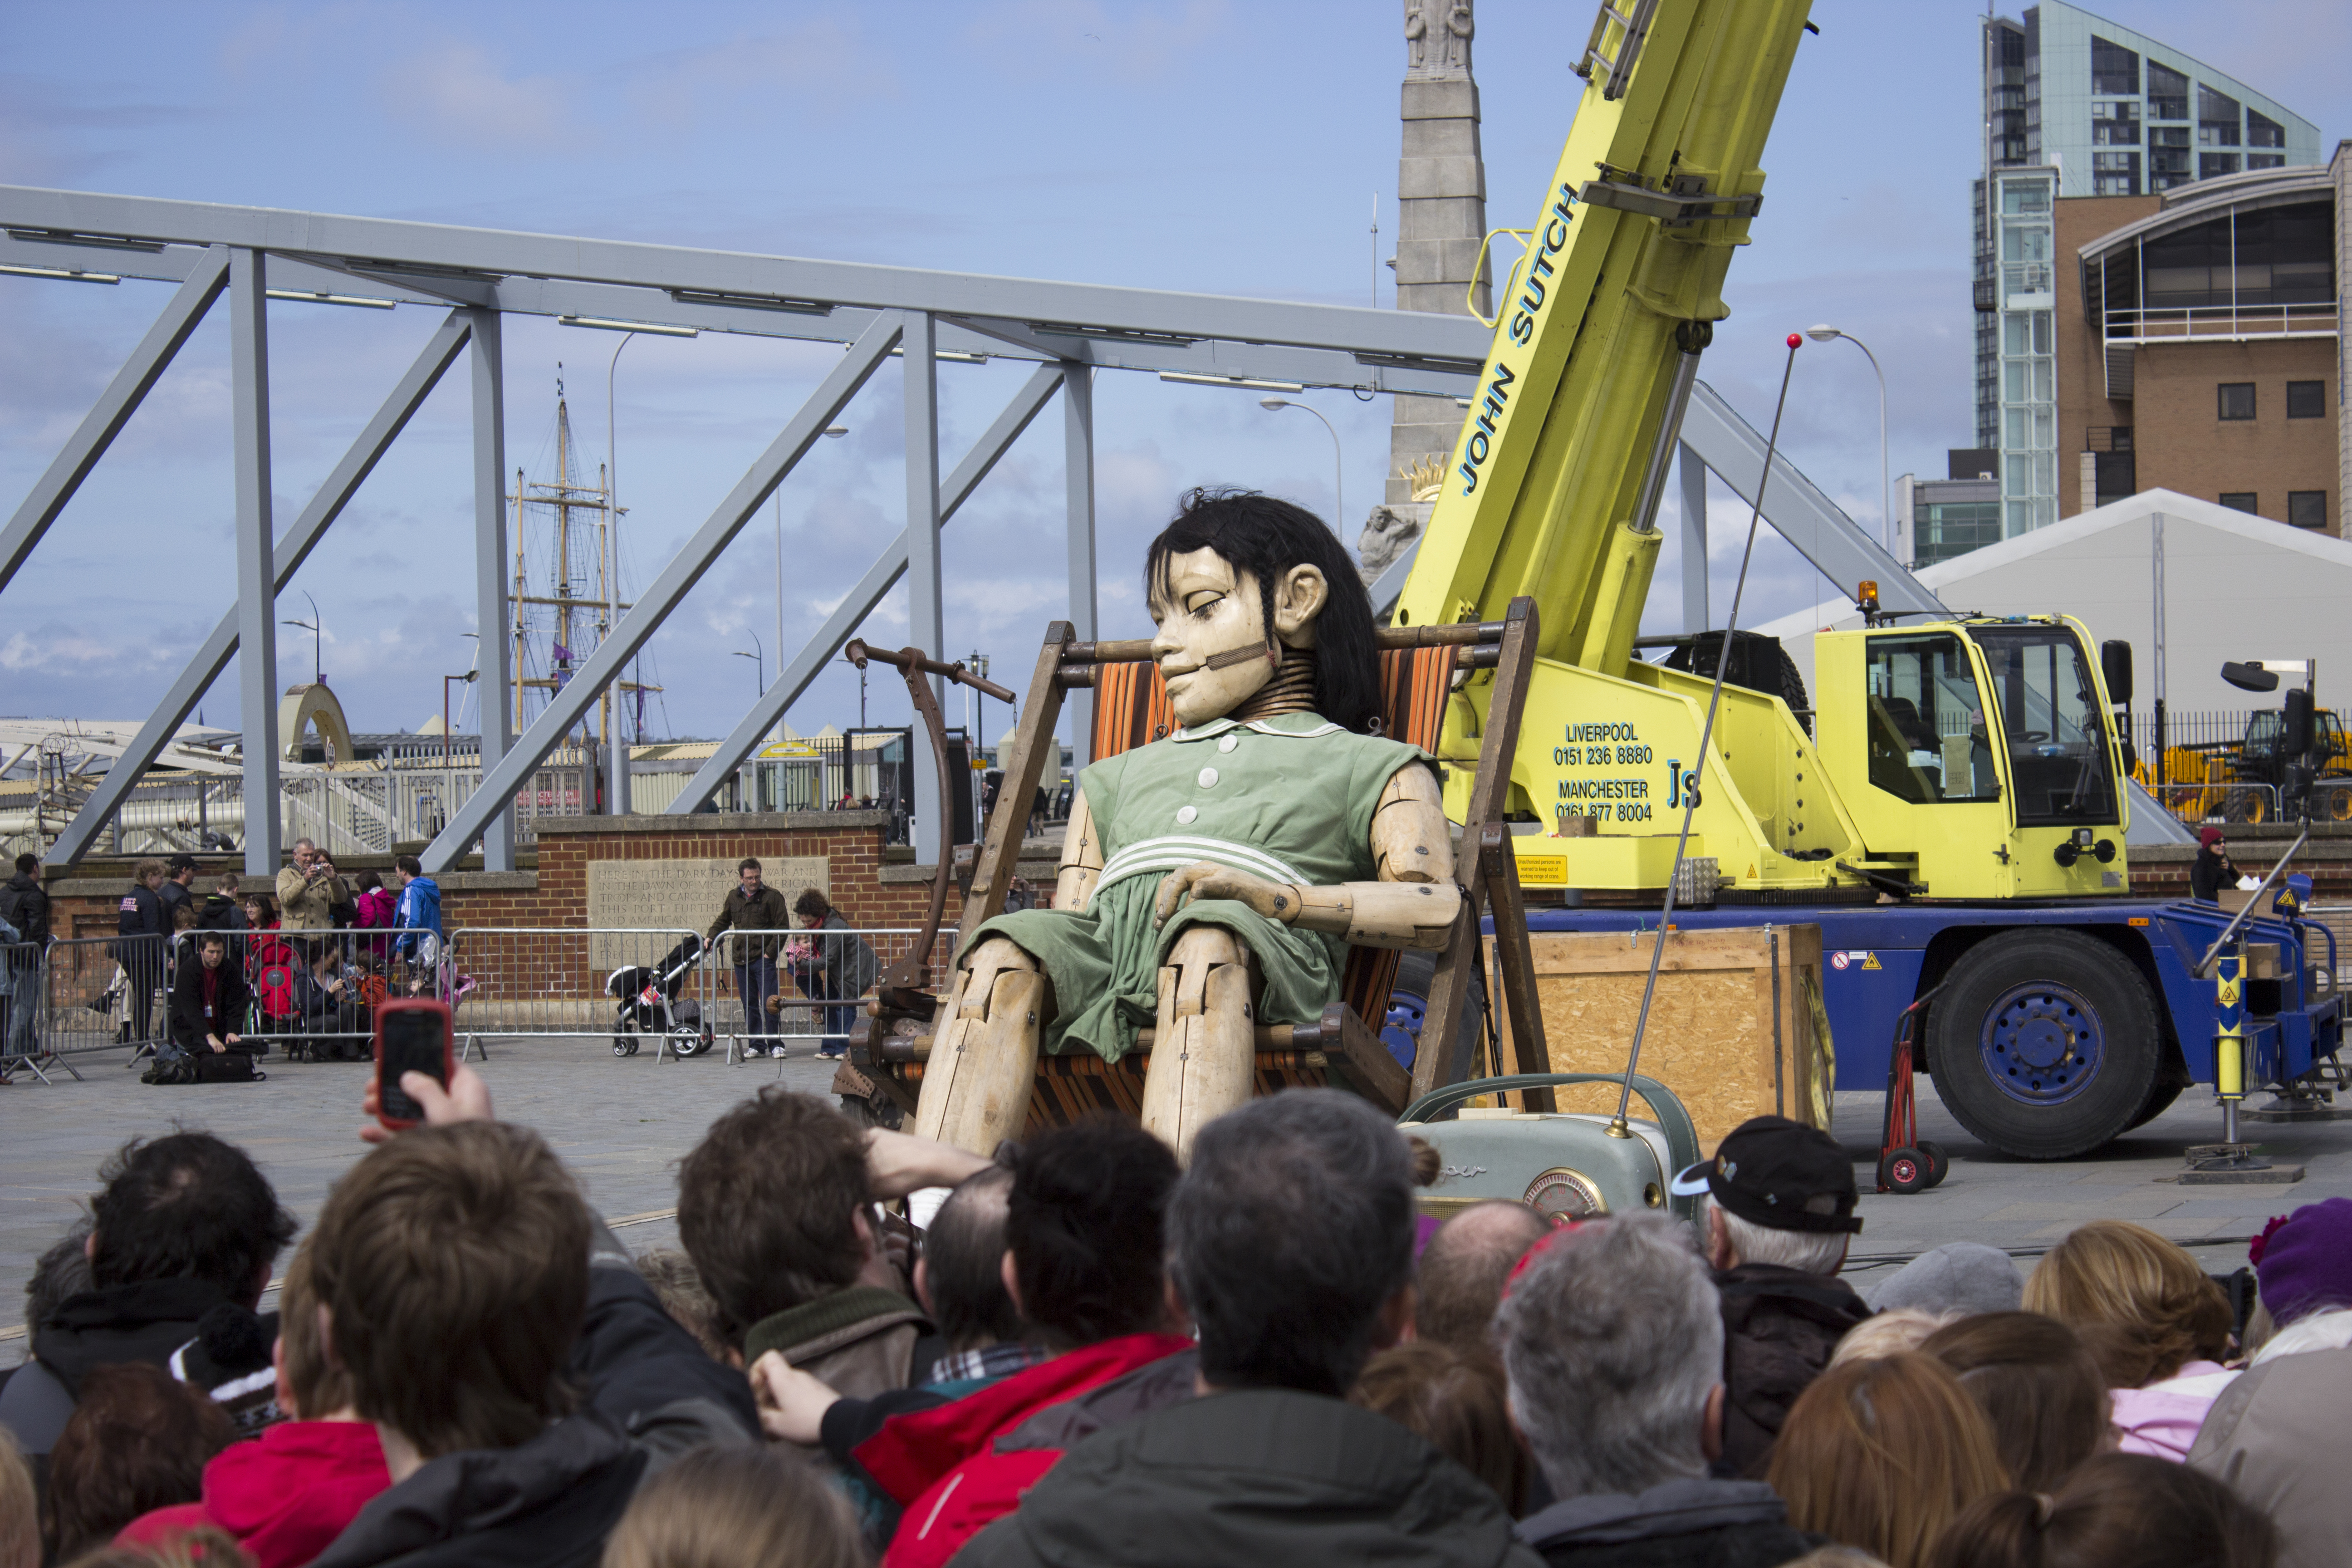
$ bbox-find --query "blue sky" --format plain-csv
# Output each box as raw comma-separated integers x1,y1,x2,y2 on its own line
3,0,2346,749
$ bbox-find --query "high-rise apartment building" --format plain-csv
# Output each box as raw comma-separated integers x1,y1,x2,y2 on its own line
1975,3,2320,541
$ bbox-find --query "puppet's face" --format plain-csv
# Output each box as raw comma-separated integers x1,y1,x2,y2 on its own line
1147,548,1329,727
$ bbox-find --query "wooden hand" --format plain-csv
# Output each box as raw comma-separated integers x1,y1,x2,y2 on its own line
1152,862,1300,928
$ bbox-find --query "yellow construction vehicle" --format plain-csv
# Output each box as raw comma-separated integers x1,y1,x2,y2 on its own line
1396,0,2341,1159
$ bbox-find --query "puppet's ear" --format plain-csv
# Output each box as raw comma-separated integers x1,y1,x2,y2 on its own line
1270,563,1329,644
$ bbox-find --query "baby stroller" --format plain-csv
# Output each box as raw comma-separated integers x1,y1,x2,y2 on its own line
607,934,712,1058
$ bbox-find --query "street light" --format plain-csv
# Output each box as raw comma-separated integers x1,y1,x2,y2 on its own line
732,636,764,704
1258,397,1344,528
1804,324,1891,555
280,589,324,685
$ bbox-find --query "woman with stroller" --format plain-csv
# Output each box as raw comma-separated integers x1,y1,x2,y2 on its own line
786,890,877,1061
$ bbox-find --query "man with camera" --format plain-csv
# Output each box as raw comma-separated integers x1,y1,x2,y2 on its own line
275,838,350,961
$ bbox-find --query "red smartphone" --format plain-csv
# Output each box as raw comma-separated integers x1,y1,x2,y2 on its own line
373,998,454,1131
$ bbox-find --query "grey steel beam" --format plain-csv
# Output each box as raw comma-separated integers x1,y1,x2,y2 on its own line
0,245,230,594
424,314,906,869
49,312,475,863
1679,442,1708,632
1064,362,1098,767
0,186,1487,367
228,249,280,875
1681,381,1948,618
668,362,1068,815
903,311,946,867
469,309,514,870
2,230,1487,398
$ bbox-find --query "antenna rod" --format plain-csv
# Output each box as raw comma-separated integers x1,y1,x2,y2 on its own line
1611,330,1803,1135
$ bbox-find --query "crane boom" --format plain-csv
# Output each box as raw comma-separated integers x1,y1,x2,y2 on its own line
1397,0,1813,671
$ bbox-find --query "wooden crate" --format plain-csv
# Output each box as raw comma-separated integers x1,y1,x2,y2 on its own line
1491,925,1831,1150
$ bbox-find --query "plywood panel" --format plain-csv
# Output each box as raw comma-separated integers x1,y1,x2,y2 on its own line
1494,926,1827,1149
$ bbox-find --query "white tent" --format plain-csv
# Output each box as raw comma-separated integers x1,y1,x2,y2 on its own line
1754,490,2352,714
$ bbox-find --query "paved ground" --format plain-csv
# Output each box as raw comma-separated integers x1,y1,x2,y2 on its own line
7,1037,2350,1364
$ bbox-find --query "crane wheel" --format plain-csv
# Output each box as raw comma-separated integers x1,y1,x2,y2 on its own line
1924,930,2161,1160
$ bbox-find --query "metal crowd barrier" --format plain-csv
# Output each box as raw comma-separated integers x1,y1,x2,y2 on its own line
34,933,172,1066
441,927,703,1060
708,927,947,1068
1,939,57,1083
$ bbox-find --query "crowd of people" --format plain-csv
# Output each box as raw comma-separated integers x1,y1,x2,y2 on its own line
0,1080,2342,1568
0,843,449,1084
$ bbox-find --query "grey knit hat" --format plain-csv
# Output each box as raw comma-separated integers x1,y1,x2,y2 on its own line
1864,1241,2023,1316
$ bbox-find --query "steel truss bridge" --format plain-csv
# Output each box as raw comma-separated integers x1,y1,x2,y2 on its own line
0,184,1917,873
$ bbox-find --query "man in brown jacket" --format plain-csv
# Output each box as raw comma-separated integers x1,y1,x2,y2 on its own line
707,857,793,1057
676,1090,986,1455
275,838,349,956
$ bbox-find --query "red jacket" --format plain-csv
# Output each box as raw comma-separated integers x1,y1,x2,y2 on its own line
860,1333,1192,1568
119,1419,391,1568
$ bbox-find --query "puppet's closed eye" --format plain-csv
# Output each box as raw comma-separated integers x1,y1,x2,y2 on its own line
1186,591,1225,618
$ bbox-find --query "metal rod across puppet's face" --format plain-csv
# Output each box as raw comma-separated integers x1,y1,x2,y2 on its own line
1146,547,1331,729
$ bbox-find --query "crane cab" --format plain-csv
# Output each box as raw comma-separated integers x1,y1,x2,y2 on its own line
1814,615,2130,899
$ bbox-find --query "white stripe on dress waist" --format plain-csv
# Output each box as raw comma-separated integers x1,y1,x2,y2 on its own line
1095,834,1308,893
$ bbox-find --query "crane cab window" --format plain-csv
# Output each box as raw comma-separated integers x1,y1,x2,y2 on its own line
1973,627,2119,826
1864,634,2001,804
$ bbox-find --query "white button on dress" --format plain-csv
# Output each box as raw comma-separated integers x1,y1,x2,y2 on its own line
1218,734,1240,753
1176,806,1198,825
1197,767,1220,789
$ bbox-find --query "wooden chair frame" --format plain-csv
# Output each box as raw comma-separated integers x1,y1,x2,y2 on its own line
852,597,1556,1125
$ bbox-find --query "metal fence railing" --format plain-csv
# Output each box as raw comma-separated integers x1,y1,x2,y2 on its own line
1,939,56,1083
707,927,946,1066
441,927,705,1061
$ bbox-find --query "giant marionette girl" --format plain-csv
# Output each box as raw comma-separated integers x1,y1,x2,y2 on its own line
915,489,1462,1158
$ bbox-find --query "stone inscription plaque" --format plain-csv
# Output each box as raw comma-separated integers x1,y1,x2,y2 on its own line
586,857,828,966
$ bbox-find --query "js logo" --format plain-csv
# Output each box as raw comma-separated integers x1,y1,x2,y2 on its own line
1666,762,1702,811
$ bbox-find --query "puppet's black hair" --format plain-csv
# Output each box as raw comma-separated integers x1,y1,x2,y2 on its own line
1145,488,1379,733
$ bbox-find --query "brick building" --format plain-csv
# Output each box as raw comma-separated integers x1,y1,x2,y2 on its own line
2060,156,2345,534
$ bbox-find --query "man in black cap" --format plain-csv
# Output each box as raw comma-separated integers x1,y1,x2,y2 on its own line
1667,1115,1870,1478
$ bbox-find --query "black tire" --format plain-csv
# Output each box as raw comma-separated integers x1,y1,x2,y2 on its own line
670,1031,702,1058
1918,1139,1950,1189
2126,1051,2193,1129
1925,930,2161,1160
1665,635,1812,737
612,1038,631,1057
1879,1147,1930,1193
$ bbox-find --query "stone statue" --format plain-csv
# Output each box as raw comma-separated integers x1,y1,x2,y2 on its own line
1404,0,1472,79
915,490,1462,1159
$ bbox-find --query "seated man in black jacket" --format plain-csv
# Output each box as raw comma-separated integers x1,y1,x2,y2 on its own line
309,1064,759,1568
0,1132,296,1482
167,931,256,1071
958,1089,1536,1568
1499,1215,1825,1568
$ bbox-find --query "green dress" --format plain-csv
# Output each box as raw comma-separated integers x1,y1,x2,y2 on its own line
969,712,1431,1063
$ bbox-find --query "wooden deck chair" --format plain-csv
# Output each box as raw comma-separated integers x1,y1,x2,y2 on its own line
852,597,1557,1132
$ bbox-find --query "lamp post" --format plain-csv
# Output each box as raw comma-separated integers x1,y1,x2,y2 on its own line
1804,325,1891,556
1258,397,1344,528
732,637,764,704
567,313,697,811
281,589,325,685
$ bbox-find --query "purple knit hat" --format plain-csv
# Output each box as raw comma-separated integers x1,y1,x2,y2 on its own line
2254,1197,2352,1326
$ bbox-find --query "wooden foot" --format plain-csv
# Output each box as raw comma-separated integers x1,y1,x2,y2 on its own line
913,937,1044,1156
1139,926,1260,1162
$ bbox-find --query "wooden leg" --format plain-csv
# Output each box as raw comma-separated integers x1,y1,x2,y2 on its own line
913,937,1044,1156
1139,926,1259,1163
